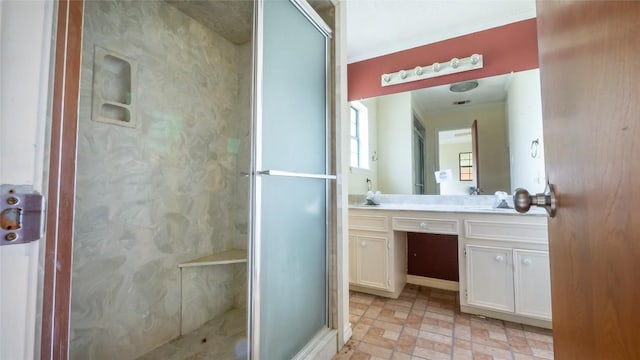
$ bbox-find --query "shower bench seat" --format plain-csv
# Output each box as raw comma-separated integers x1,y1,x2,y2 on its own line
176,249,247,336
178,249,247,268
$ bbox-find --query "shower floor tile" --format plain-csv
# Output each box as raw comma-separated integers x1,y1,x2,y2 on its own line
138,308,247,360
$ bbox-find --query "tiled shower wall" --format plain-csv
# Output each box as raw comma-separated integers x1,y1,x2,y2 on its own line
70,1,250,359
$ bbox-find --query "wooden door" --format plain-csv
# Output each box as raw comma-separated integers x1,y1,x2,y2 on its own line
537,1,640,358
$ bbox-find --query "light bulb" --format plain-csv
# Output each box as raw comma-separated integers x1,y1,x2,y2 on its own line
383,74,391,82
432,62,441,72
470,54,480,65
415,66,423,75
399,70,407,79
450,58,460,69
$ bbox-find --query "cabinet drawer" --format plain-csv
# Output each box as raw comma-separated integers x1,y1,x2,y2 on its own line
349,214,388,232
464,220,547,244
392,217,458,235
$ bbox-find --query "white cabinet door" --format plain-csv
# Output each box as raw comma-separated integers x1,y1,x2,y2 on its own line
466,245,514,312
348,235,357,284
514,249,552,320
355,234,389,290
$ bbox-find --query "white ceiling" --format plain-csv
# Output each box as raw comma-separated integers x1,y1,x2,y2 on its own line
412,72,512,114
346,0,537,64
439,128,472,144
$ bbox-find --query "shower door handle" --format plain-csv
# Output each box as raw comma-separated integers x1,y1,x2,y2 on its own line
257,170,336,180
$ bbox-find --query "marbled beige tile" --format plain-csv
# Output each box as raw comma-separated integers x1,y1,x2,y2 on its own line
471,342,513,360
390,351,412,360
70,1,251,358
363,326,396,349
342,288,554,360
373,319,404,333
417,330,452,345
364,306,384,319
357,342,393,358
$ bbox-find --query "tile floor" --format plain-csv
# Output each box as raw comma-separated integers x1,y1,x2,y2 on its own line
334,285,553,360
138,308,247,360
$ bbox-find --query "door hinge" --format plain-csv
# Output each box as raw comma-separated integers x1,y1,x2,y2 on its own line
387,240,391,249
464,248,467,256
1,185,44,246
465,289,468,298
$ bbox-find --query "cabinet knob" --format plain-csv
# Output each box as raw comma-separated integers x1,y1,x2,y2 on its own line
494,255,504,262
523,258,532,265
361,241,367,247
419,222,428,229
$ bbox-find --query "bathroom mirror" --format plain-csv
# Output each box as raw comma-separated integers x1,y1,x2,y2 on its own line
348,69,546,196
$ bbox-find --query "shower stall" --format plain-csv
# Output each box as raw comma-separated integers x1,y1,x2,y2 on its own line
67,0,339,359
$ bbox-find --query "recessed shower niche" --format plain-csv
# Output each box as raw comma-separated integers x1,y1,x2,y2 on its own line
91,46,137,127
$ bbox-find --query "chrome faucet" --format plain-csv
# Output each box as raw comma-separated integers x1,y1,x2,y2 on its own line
469,186,482,195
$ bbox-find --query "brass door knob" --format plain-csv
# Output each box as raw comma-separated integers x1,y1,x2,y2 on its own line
513,183,557,217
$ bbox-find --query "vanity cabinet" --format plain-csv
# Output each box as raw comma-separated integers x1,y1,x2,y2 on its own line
461,217,551,326
466,245,515,312
348,211,406,298
513,249,552,319
349,234,389,290
347,206,551,328
465,245,551,320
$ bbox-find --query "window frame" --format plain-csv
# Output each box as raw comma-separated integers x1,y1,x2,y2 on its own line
349,101,369,170
459,151,473,181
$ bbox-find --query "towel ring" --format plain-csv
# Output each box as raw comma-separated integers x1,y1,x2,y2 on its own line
530,138,539,159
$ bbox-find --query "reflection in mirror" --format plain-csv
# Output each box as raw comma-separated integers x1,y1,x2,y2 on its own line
438,128,475,195
348,69,546,196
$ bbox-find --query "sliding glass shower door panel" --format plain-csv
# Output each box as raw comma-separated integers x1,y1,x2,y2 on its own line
252,0,332,358
261,3,327,175
259,176,327,359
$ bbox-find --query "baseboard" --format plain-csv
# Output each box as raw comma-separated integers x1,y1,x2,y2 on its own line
349,284,402,299
292,328,337,360
460,305,552,329
343,323,352,344
406,275,459,292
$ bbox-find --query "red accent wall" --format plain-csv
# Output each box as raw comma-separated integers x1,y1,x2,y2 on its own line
347,18,539,101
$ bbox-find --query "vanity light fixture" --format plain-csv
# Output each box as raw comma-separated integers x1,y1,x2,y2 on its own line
381,54,483,87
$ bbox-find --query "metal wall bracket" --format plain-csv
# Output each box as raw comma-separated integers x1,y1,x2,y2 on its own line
1,185,44,245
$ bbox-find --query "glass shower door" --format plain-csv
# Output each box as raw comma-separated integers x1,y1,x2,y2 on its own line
251,0,333,358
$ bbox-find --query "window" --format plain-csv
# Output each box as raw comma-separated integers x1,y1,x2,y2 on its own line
459,152,473,181
350,101,369,169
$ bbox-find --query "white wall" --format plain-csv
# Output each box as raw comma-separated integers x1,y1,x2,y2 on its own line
376,92,413,194
506,69,546,193
335,0,351,346
0,1,54,359
348,98,378,194
439,141,475,195
418,103,510,195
